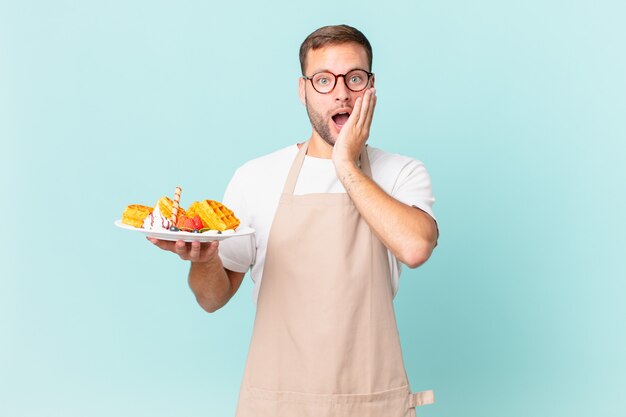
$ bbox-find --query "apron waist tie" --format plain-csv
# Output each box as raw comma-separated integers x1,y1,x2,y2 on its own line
409,390,435,408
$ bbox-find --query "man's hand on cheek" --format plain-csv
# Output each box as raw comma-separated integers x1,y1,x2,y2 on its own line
332,88,377,168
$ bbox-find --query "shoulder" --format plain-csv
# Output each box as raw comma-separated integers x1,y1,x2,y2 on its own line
366,146,435,220
234,144,298,179
225,144,298,200
367,146,428,179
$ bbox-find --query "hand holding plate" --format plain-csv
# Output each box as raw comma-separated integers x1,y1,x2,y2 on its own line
148,237,220,263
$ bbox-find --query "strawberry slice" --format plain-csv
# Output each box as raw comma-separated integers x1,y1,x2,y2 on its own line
176,215,188,229
192,215,203,231
176,215,192,231
183,217,196,231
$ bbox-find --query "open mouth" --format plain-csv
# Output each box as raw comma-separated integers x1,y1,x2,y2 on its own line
331,111,350,130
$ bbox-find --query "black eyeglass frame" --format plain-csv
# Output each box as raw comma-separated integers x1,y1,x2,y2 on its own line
302,69,374,94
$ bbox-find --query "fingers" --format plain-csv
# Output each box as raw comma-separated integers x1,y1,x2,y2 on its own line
189,240,202,259
147,237,219,262
332,88,376,166
358,88,375,128
340,87,376,133
350,95,363,127
187,240,219,261
362,88,376,129
147,236,176,252
174,240,187,257
358,91,370,127
349,88,376,132
203,241,219,260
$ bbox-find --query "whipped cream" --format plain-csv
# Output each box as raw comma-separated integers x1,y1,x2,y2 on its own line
142,204,172,230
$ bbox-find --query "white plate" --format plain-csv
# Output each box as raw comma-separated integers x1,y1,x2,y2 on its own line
114,220,255,242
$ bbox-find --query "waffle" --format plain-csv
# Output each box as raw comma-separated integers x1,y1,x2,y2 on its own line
187,200,240,231
156,196,186,221
122,204,153,228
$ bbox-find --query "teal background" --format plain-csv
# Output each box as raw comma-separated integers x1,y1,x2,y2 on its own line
1,0,625,416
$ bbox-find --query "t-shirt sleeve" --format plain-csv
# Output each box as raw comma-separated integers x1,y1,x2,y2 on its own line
218,167,255,273
391,159,437,222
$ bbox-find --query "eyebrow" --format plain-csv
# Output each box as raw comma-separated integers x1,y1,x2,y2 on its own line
307,67,367,76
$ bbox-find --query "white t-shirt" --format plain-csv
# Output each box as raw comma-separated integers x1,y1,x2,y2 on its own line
219,144,437,304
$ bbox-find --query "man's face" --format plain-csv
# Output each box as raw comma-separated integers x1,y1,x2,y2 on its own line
298,42,374,147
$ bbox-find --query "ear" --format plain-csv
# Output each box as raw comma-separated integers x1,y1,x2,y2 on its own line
298,77,306,105
370,74,375,88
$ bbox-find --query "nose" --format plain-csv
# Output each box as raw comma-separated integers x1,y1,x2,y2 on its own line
333,75,350,103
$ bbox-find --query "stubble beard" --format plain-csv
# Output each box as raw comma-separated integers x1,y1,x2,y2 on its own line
305,96,336,147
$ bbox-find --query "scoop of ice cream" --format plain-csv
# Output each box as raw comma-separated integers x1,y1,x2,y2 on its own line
142,204,173,230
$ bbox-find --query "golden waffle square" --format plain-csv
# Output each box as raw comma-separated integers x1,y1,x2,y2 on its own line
121,204,153,228
156,196,186,221
187,200,240,231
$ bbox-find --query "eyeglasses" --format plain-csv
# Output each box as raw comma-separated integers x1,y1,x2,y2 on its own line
303,69,373,94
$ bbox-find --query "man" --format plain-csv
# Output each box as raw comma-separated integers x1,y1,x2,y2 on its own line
150,24,438,417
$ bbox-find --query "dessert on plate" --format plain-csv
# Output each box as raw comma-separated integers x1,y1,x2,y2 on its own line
121,186,239,234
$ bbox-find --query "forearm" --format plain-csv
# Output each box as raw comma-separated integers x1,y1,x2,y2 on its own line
188,257,233,313
148,238,245,312
336,161,438,268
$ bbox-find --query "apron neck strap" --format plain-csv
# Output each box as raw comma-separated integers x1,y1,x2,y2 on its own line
282,141,309,194
282,141,372,195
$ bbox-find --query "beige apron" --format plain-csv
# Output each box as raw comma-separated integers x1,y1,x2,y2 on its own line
235,142,434,417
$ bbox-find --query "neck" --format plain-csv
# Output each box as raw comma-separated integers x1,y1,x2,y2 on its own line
305,132,334,159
